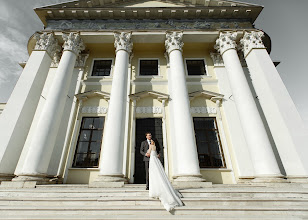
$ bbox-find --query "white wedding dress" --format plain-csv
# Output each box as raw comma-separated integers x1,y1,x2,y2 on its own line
148,144,184,211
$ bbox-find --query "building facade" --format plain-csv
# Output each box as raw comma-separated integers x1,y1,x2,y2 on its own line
0,0,308,187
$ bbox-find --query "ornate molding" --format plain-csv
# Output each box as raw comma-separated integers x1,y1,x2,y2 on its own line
46,20,253,31
165,31,184,54
81,106,108,114
50,51,61,68
210,53,224,67
114,32,133,53
190,107,217,114
240,31,266,57
34,32,61,58
136,106,162,114
75,53,89,68
62,33,85,56
214,31,237,55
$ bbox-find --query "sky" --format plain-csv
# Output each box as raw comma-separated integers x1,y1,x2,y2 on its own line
0,0,307,127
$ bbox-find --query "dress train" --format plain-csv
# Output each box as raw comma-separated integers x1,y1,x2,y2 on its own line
149,150,183,211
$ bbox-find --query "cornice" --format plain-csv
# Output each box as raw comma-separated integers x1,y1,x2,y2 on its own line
34,0,263,26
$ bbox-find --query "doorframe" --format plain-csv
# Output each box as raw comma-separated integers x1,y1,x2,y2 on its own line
128,104,169,183
128,91,169,184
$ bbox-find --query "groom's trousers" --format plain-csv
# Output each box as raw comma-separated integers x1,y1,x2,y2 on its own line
145,161,149,188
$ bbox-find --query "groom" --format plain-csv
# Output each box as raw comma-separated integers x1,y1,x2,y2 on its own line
140,132,160,190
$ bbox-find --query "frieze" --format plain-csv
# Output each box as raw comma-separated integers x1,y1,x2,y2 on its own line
190,107,217,114
46,19,253,31
136,106,162,114
81,106,108,114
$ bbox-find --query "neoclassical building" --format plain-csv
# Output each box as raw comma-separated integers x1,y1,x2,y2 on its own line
0,0,307,187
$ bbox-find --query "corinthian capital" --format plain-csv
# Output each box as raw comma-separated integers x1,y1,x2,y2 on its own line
165,31,184,54
214,31,237,55
34,32,61,58
75,53,89,68
62,33,85,56
240,31,266,57
114,32,133,53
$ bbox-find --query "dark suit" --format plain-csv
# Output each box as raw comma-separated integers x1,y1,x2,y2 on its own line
140,139,160,188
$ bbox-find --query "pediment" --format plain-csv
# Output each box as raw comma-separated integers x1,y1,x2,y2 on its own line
38,0,259,9
129,90,169,101
35,0,263,26
75,90,110,101
189,90,224,102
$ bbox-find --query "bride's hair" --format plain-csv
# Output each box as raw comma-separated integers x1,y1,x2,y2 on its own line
151,140,155,145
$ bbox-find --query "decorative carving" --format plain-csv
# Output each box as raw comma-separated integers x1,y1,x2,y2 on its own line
214,31,237,55
46,19,252,31
34,32,61,58
165,31,184,54
114,32,133,53
240,31,266,57
136,106,162,114
210,53,224,67
62,32,85,56
190,107,217,114
75,53,89,68
50,51,61,68
81,106,108,114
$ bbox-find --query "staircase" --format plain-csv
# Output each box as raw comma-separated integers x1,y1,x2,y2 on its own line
0,183,308,219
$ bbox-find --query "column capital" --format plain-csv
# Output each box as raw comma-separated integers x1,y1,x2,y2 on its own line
214,31,237,55
165,31,184,54
114,32,133,53
210,52,224,67
62,32,85,56
75,53,89,68
34,32,61,58
240,31,266,57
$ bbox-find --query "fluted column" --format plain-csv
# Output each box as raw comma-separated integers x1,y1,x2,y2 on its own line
215,32,284,182
93,32,132,186
13,33,85,183
240,31,308,182
0,33,60,182
165,31,205,184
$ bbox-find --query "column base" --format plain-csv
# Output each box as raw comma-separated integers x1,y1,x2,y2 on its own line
89,174,127,188
0,173,15,182
172,174,212,189
286,175,308,183
251,175,288,184
12,174,51,185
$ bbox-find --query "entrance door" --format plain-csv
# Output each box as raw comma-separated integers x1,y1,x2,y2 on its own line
134,118,164,184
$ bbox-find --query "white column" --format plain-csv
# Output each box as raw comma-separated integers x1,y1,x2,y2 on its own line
161,99,169,177
215,32,284,182
129,99,137,184
240,31,308,182
165,31,204,183
0,33,60,181
94,32,132,185
13,33,85,183
56,54,89,179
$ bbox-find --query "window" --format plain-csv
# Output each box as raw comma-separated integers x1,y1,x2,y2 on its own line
91,60,112,76
186,59,207,76
139,59,159,76
193,117,226,168
72,117,105,168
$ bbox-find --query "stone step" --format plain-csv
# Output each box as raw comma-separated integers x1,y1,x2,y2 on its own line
0,207,307,218
0,213,305,220
1,204,307,211
1,192,307,199
2,186,308,193
0,197,307,207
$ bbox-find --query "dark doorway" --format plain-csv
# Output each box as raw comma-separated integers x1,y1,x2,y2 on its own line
134,118,164,184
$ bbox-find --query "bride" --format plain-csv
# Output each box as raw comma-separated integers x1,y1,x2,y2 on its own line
147,140,184,212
